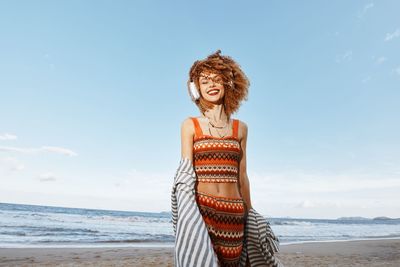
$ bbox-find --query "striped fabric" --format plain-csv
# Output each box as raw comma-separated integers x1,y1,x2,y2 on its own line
171,157,219,266
171,157,284,267
239,209,283,267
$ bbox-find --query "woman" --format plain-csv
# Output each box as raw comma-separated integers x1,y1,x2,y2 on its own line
181,49,251,266
172,49,282,267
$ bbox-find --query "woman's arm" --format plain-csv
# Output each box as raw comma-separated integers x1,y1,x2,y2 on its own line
181,118,194,161
238,121,253,210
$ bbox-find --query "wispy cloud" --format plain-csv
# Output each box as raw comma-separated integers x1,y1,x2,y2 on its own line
38,172,57,182
248,168,400,194
41,146,77,156
0,156,24,172
362,76,371,83
384,28,400,41
0,133,17,141
0,146,77,156
296,200,341,209
296,200,316,208
394,66,400,76
249,166,400,218
335,50,353,63
44,53,56,70
375,56,387,64
357,2,374,19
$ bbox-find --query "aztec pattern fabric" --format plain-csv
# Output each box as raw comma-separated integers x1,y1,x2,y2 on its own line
191,116,245,266
191,117,241,183
196,190,246,266
171,157,284,267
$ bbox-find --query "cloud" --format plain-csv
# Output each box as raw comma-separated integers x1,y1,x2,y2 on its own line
41,146,77,156
357,2,374,19
44,53,56,70
248,168,400,194
38,172,57,182
248,165,400,218
394,66,400,76
0,146,77,156
376,56,387,64
384,28,400,41
100,167,173,201
295,200,341,209
362,76,371,83
0,156,24,172
0,133,17,141
296,200,316,208
335,50,352,63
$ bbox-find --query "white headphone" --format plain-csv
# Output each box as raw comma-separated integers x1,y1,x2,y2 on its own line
189,80,200,101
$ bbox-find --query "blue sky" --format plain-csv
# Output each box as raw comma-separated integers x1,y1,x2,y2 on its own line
0,1,399,219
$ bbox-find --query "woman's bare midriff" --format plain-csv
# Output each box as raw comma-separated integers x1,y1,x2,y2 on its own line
196,182,242,198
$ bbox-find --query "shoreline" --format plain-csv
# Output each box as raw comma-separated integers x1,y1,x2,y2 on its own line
280,236,400,245
0,238,399,266
1,236,400,249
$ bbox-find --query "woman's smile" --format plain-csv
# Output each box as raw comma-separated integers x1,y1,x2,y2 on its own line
207,89,220,95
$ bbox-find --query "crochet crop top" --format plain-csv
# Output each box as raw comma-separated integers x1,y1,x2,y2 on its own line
191,117,241,183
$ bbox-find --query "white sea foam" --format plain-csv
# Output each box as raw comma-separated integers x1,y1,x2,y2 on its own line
1,202,399,248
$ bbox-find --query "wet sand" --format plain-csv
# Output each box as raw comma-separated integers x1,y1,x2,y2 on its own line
1,238,399,266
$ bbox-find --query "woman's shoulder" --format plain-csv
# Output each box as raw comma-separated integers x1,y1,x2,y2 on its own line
181,117,196,134
235,118,248,141
235,118,247,129
183,116,205,125
181,116,199,124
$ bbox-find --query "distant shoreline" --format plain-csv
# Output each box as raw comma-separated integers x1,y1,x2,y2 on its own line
2,236,400,249
2,201,398,221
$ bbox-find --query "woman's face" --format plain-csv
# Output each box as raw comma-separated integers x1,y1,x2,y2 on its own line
198,72,225,104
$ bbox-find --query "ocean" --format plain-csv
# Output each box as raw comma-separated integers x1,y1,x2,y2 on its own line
1,202,399,248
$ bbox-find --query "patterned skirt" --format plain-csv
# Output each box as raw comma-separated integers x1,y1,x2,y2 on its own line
195,190,246,267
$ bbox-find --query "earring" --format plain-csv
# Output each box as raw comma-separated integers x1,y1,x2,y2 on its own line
189,81,200,101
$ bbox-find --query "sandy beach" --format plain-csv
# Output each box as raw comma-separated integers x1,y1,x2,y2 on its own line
1,238,399,267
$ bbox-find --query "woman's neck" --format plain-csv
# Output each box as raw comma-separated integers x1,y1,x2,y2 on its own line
202,103,229,124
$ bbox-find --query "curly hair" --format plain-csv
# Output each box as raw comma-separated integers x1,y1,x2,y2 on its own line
188,49,250,119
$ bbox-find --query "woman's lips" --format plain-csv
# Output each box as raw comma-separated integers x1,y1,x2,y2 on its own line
207,89,220,95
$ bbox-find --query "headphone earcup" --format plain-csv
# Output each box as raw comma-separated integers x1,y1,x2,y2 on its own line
189,81,200,101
